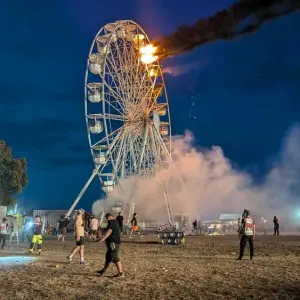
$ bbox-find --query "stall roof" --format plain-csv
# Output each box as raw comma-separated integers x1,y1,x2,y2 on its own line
219,214,240,221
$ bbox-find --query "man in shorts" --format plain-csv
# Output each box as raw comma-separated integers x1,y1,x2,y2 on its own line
97,213,123,277
67,209,88,264
57,214,69,242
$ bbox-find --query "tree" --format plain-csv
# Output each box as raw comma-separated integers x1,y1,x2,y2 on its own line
0,141,28,206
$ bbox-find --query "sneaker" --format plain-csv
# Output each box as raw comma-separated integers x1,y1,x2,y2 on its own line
96,269,106,276
129,236,133,239
67,256,73,263
113,272,124,278
237,257,242,260
80,260,89,265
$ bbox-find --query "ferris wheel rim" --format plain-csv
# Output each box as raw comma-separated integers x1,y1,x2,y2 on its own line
84,20,172,190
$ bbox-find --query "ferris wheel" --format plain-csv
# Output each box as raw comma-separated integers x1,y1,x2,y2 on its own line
67,20,173,222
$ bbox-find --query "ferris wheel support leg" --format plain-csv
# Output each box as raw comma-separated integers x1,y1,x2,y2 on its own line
161,181,174,225
66,168,99,217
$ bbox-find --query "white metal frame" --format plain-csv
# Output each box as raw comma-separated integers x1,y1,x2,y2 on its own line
67,20,174,223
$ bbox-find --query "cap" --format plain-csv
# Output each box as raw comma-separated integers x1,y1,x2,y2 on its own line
78,208,85,214
105,213,112,218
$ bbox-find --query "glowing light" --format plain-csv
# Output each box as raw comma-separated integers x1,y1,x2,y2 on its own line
140,44,158,64
0,256,36,267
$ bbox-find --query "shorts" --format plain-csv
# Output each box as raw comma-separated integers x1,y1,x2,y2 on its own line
89,229,97,236
105,243,120,263
32,234,43,244
75,236,84,246
131,226,139,232
59,228,67,235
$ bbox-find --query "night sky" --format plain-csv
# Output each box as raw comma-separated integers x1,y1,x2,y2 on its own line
1,0,299,211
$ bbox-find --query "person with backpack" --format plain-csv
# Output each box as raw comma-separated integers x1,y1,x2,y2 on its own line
238,210,255,260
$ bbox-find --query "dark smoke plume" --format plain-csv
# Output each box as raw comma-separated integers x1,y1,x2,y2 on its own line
154,0,300,58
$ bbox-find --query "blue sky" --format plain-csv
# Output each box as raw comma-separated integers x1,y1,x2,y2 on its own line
0,0,299,210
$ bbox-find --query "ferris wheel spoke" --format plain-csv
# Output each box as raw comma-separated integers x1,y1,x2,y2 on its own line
87,113,128,122
91,124,126,149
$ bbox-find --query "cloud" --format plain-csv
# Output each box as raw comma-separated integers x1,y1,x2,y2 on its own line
92,124,300,223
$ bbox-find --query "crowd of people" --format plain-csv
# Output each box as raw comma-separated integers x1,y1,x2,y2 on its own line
0,208,284,276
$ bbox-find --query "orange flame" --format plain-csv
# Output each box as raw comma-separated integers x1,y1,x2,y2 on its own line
140,44,158,64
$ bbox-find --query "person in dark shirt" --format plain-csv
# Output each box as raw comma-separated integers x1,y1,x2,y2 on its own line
116,213,124,235
97,213,123,278
129,213,142,238
57,215,70,242
28,215,43,255
192,220,197,234
273,216,279,236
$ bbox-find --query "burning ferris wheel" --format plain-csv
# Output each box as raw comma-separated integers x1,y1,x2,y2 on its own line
67,20,174,221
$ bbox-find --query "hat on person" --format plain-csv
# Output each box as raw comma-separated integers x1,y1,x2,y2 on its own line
105,213,112,219
78,208,85,214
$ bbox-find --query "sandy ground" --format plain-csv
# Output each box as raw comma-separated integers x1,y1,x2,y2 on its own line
0,235,300,300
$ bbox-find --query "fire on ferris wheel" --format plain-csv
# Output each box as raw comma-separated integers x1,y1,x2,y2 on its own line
66,20,187,227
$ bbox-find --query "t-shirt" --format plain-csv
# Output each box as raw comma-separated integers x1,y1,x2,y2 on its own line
0,222,8,234
106,219,121,245
131,217,137,226
75,216,84,237
33,222,42,235
90,218,99,230
241,217,255,236
116,215,124,225
58,218,69,229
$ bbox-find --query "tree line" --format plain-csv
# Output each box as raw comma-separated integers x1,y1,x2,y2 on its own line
0,141,28,206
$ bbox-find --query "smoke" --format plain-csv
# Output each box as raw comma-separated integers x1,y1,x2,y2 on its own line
92,124,300,222
162,60,209,77
154,0,300,58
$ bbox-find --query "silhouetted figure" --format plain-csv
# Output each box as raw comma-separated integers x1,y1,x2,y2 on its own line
273,216,279,236
192,220,197,234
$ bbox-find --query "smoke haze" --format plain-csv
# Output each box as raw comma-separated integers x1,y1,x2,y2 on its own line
93,124,300,222
162,60,209,77
154,0,300,58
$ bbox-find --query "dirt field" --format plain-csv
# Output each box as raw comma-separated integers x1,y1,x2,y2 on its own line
1,235,300,300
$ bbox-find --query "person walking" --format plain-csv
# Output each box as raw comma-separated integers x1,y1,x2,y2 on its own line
238,210,255,260
67,209,88,264
28,215,43,255
116,212,124,235
97,213,123,277
273,216,279,236
57,214,70,242
89,215,99,240
192,220,197,235
129,213,142,238
0,218,8,250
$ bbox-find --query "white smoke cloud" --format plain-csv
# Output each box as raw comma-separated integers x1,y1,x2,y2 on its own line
162,59,210,77
93,124,300,223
